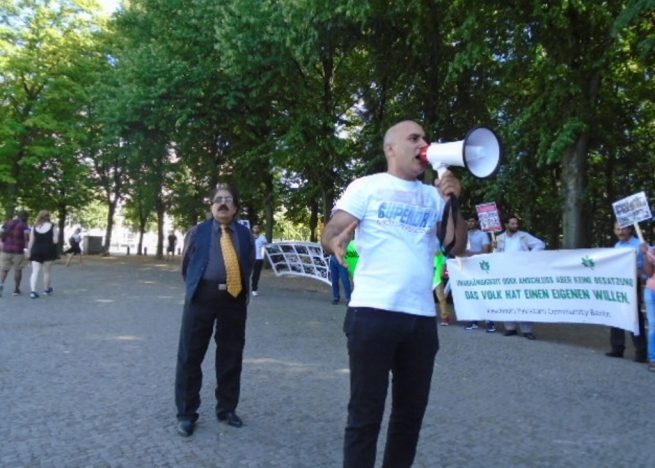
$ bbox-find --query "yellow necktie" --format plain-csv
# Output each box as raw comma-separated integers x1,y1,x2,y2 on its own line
220,225,243,297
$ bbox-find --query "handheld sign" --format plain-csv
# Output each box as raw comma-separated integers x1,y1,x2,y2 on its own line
476,201,502,243
475,202,502,232
612,191,652,242
433,251,447,288
344,241,359,276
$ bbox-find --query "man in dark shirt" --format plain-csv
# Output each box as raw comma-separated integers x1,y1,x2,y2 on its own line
167,232,177,258
174,184,255,437
0,211,30,296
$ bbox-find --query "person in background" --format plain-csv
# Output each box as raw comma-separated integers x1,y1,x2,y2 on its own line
321,120,466,467
167,231,178,258
494,215,545,340
463,214,494,332
605,223,647,363
250,224,268,296
641,240,655,372
330,252,353,305
174,184,255,437
64,227,83,266
27,210,59,299
0,210,30,296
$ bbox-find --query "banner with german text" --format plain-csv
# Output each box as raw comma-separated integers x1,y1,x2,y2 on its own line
447,248,639,333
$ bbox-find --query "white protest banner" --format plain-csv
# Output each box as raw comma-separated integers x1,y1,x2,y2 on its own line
447,248,639,333
264,241,331,286
612,191,652,228
475,202,502,232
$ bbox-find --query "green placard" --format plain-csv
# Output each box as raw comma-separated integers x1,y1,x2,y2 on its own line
344,241,359,275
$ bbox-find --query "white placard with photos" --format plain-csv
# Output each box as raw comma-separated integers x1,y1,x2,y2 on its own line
264,242,331,286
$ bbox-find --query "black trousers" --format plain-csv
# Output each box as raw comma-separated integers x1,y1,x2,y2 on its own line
252,259,264,291
342,307,438,468
609,283,647,357
175,281,247,422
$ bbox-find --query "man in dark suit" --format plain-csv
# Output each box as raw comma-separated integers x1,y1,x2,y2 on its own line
175,184,255,437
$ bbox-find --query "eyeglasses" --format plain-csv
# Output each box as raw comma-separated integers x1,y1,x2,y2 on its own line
213,196,234,204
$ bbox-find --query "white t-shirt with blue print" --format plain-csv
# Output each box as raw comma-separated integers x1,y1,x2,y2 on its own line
334,173,445,317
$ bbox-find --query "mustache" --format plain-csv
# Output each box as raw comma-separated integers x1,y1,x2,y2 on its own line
217,205,229,211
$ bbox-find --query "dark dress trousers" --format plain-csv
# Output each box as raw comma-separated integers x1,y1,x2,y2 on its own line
175,219,254,423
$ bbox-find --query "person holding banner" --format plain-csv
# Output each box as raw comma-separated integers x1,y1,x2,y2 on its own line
605,223,647,363
463,214,494,332
642,242,655,372
321,120,467,468
493,215,545,340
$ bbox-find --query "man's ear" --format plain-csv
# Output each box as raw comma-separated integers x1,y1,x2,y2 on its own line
383,143,394,159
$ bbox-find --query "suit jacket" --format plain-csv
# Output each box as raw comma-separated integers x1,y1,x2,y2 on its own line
182,219,255,300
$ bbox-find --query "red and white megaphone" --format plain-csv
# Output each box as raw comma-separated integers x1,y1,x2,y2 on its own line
419,126,502,179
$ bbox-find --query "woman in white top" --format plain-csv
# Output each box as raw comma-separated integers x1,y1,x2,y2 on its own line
27,210,59,299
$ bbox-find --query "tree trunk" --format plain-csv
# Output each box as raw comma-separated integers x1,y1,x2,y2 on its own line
560,133,590,248
56,205,67,255
138,216,147,255
104,199,116,254
264,172,274,243
321,184,333,228
154,193,164,259
309,200,318,242
561,71,601,249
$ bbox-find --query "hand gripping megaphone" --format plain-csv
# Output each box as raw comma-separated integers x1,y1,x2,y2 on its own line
419,126,502,178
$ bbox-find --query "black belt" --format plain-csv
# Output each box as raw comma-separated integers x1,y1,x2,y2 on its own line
200,280,228,291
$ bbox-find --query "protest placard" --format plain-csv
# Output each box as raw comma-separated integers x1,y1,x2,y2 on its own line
612,191,652,228
475,202,502,232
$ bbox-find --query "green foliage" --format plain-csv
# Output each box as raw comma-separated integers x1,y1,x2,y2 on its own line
0,0,106,218
69,199,108,229
273,210,311,241
1,0,652,250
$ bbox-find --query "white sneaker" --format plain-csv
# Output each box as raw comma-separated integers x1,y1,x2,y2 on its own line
252,291,258,296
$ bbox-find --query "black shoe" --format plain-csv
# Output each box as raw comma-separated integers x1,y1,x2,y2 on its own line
523,333,536,340
605,350,624,358
177,420,195,437
503,330,518,337
217,411,243,428
634,354,648,363
331,299,339,305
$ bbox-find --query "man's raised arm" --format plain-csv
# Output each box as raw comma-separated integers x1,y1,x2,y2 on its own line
321,210,358,266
